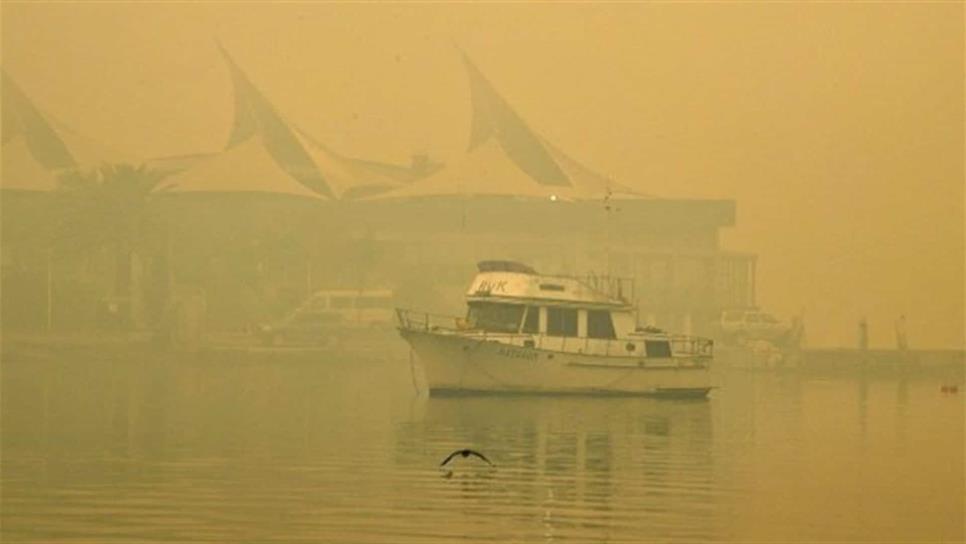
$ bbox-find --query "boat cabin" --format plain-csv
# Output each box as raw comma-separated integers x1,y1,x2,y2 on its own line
464,261,647,340
396,261,711,359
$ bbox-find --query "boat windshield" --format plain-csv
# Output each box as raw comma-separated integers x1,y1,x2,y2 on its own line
467,302,525,333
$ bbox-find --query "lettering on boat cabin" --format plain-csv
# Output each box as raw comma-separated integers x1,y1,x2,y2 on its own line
497,346,539,361
475,279,509,295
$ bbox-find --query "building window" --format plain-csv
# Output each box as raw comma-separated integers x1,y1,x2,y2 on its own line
547,307,578,337
587,310,616,339
522,306,540,334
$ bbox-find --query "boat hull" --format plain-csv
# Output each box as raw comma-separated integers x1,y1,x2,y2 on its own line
400,329,712,398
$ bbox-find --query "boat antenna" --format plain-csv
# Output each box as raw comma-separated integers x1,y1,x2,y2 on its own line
603,187,620,277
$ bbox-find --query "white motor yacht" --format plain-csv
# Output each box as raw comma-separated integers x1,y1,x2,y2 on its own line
397,261,714,397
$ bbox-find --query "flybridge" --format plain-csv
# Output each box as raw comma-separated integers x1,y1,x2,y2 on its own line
469,261,635,307
477,260,537,274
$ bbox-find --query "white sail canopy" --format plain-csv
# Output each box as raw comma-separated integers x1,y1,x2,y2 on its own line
2,71,131,192
292,129,409,199
370,52,641,202
1,136,62,192
157,135,324,200
368,139,569,201
215,45,416,200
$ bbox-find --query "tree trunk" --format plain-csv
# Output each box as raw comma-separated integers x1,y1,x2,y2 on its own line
115,241,133,329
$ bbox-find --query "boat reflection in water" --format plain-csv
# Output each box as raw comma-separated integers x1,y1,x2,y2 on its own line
2,351,961,542
394,395,714,540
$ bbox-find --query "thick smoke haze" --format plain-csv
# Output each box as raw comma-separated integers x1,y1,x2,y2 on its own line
3,2,963,348
2,5,965,543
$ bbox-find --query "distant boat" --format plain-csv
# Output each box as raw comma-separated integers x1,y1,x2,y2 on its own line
397,261,714,397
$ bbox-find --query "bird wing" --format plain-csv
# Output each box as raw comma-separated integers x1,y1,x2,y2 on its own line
468,450,494,466
440,450,462,467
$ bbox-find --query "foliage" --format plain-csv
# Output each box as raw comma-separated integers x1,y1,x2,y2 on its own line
54,163,169,255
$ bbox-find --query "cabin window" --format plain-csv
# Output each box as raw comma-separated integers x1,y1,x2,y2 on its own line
522,306,540,334
467,302,525,333
539,283,565,292
645,340,672,358
547,307,578,337
587,310,616,339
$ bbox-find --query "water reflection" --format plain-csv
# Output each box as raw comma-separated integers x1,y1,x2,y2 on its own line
395,396,714,541
1,355,963,542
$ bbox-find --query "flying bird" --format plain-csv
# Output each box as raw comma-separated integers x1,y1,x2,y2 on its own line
440,448,493,467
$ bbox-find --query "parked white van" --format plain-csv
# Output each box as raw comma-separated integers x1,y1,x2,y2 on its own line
257,289,395,346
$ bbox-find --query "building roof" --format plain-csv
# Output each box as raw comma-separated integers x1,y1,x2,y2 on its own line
1,136,61,192
212,45,419,200
370,52,642,202
143,152,218,177
369,138,568,201
1,70,129,191
156,135,324,200
291,127,411,199
2,71,77,171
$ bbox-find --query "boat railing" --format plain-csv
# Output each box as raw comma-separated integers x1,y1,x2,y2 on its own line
396,308,527,339
396,308,467,333
578,274,636,304
396,308,714,359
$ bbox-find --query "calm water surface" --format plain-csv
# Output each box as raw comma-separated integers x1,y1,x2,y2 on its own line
2,351,963,542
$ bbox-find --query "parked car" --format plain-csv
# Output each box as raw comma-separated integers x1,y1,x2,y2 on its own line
256,289,394,346
719,309,792,344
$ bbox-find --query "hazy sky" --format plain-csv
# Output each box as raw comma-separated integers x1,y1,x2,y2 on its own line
3,2,963,348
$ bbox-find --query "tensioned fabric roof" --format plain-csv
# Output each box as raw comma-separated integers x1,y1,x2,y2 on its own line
369,53,642,202
218,46,333,199
370,138,562,200
1,136,61,192
2,71,76,172
292,127,411,199
157,135,323,200
200,45,414,200
1,70,128,192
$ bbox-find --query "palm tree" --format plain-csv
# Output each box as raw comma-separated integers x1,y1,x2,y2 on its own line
56,163,169,328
